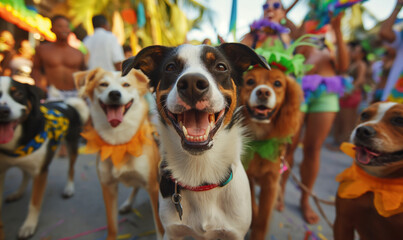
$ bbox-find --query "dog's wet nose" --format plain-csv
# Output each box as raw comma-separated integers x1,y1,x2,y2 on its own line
356,126,376,138
108,91,121,102
177,73,209,101
0,106,10,119
256,88,270,100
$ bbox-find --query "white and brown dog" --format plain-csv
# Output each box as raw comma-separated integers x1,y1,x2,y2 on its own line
122,43,269,239
0,76,88,239
334,102,403,240
74,68,163,240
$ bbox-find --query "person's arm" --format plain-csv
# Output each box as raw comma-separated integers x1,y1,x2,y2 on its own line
379,0,403,43
31,46,47,91
331,14,349,74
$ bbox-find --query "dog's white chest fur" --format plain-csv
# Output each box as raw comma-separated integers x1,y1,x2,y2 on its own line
159,125,251,239
160,164,251,240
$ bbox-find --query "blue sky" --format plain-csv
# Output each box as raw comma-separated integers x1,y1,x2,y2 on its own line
187,0,403,43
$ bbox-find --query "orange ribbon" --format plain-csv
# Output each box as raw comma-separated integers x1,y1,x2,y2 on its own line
337,142,403,217
81,123,154,169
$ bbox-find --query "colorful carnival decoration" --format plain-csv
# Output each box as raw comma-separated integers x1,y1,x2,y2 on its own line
304,0,367,32
0,0,55,41
250,35,316,78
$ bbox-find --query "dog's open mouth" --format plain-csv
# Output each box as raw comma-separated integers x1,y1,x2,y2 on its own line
99,99,133,127
166,108,226,153
355,145,403,166
246,104,275,121
0,120,19,144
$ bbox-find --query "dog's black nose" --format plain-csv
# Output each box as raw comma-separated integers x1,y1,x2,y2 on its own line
356,126,376,138
177,73,209,101
108,91,121,102
0,106,10,119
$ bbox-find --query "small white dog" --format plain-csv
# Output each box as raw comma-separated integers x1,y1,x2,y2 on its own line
74,68,163,240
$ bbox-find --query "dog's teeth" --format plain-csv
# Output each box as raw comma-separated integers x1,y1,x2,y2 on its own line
209,114,215,123
205,125,210,136
182,125,187,136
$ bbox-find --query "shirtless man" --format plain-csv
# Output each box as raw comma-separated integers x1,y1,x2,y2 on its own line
31,15,86,96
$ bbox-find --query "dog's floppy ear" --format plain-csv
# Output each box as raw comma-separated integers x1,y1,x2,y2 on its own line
25,84,42,118
271,76,303,138
217,43,270,83
73,68,103,98
122,45,174,91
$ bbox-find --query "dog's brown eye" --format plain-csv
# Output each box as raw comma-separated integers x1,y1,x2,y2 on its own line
246,79,255,86
361,112,370,121
99,82,109,87
122,83,130,87
12,90,23,99
391,116,403,126
215,63,227,71
274,80,282,87
165,63,176,72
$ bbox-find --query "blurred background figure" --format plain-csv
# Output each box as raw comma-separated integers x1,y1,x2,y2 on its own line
328,41,368,150
371,45,397,103
83,14,125,71
9,39,35,85
123,44,133,59
31,15,86,97
0,30,16,76
240,0,292,48
379,0,403,103
279,13,350,224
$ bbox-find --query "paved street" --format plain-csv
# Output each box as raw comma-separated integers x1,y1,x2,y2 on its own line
3,137,352,240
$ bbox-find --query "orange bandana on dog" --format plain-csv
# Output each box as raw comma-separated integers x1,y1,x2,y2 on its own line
81,123,153,169
336,142,403,217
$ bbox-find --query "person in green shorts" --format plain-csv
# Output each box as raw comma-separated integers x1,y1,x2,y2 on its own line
277,13,349,224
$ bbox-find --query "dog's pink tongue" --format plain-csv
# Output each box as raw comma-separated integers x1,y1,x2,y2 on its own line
106,106,124,127
184,110,209,136
0,122,15,144
355,146,379,165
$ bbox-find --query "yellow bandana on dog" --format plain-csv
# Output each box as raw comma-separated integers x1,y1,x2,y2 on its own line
81,122,153,169
337,143,403,217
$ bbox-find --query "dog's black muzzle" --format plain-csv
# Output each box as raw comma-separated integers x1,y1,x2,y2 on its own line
0,105,11,122
177,73,210,106
354,126,377,146
108,90,122,104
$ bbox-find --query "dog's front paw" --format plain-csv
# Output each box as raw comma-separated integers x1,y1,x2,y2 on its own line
5,192,24,203
18,223,36,240
62,182,75,198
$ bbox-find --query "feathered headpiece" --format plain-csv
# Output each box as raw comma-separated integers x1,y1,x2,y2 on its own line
249,35,316,78
304,0,367,32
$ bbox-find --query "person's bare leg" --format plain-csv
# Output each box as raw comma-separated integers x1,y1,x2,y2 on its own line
300,111,336,224
277,113,305,211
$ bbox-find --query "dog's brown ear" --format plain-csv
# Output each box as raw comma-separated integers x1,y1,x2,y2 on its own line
73,68,103,97
122,45,173,91
271,76,303,138
129,68,150,95
73,71,88,91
